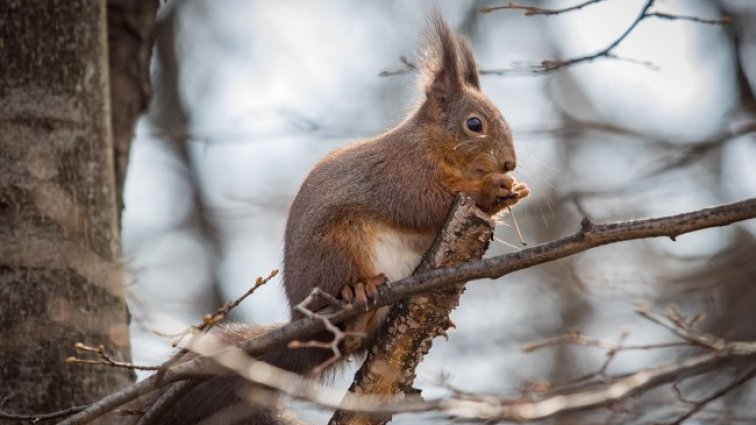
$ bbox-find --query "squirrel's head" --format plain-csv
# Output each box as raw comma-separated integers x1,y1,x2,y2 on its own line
417,15,516,179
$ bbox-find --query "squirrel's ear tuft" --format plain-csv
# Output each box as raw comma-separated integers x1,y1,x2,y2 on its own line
456,35,480,90
418,13,464,108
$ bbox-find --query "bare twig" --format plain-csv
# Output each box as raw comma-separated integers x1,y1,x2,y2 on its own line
172,269,278,344
481,0,609,16
290,288,364,375
66,343,161,371
481,0,730,74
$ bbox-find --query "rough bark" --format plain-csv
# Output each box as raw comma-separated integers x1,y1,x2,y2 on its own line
107,0,159,212
330,194,494,425
0,0,134,422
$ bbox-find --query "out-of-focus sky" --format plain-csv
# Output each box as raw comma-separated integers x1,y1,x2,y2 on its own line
122,0,755,422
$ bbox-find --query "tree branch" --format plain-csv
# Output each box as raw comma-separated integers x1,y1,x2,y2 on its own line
330,194,494,425
56,197,756,424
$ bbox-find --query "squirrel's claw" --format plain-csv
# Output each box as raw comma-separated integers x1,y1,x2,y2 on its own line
339,274,386,308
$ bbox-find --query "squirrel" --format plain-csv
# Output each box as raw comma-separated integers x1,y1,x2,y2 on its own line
156,15,529,425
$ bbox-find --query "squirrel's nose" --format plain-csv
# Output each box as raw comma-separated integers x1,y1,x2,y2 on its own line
503,160,516,173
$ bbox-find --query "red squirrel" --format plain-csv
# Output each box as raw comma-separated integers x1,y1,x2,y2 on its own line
157,15,529,424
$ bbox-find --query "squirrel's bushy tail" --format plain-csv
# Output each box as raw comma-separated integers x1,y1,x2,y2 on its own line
156,326,334,425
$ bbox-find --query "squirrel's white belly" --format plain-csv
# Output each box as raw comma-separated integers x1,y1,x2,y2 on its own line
367,226,434,282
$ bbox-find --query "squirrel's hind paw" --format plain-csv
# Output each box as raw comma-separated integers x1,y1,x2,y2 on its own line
339,274,387,307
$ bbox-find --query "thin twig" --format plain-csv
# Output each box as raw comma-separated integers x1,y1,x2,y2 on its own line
66,343,161,371
635,304,727,351
481,0,609,16
291,288,362,375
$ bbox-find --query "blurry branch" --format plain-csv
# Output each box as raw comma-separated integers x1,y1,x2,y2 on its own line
419,304,756,422
523,330,689,354
480,0,609,16
107,0,159,213
451,350,754,421
670,365,756,425
56,197,756,424
554,121,756,208
636,304,755,354
641,122,756,177
378,55,417,77
136,106,376,147
481,0,730,74
646,12,732,26
148,2,225,318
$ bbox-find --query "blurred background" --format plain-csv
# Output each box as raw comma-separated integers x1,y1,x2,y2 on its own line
121,0,756,423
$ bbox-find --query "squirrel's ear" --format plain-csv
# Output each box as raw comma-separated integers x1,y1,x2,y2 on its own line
419,15,464,108
456,35,480,90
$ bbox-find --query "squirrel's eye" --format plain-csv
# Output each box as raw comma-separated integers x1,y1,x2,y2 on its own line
466,117,483,132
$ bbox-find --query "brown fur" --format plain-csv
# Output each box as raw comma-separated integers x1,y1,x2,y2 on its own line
154,15,529,424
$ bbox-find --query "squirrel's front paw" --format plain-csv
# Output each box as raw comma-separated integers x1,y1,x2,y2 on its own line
339,274,386,307
475,173,530,214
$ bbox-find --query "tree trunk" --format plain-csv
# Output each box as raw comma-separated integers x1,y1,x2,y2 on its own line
0,0,134,421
